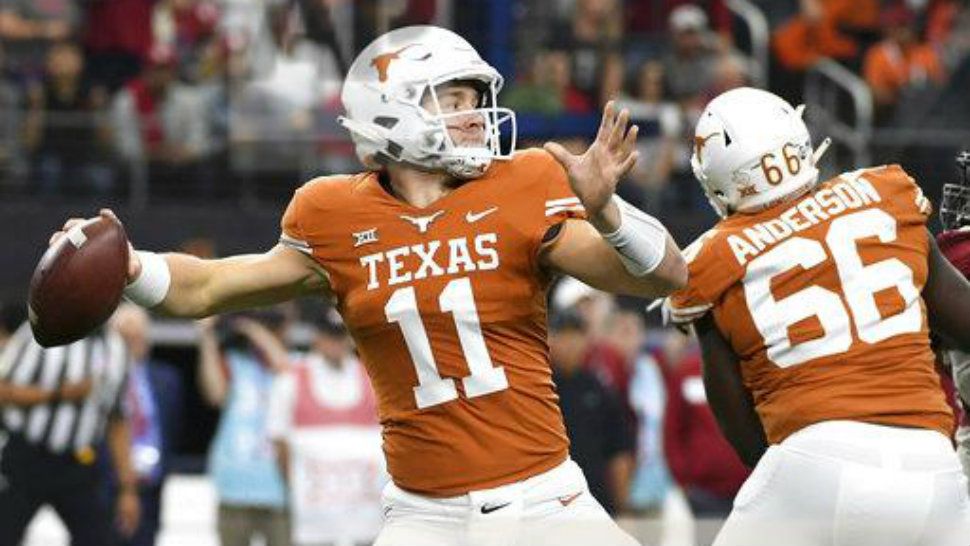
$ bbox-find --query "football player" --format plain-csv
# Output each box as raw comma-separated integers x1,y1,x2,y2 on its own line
664,87,970,545
937,151,970,490
52,26,686,546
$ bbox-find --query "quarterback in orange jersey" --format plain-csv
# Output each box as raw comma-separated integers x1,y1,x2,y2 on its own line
51,26,687,546
665,87,970,546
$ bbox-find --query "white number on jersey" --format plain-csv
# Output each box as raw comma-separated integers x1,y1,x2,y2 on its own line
385,278,508,409
743,208,922,368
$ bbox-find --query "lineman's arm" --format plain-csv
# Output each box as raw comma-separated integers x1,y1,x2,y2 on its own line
694,314,767,467
540,218,686,298
925,231,970,352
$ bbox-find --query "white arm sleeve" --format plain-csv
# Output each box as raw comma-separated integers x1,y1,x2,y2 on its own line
601,195,670,276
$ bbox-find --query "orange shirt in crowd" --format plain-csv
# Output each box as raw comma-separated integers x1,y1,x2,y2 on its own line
772,0,880,71
864,41,945,104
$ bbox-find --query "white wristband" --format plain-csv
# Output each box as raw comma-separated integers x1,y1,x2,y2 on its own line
123,251,171,308
601,196,669,276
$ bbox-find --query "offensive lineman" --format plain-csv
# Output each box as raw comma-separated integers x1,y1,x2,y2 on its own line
665,87,970,546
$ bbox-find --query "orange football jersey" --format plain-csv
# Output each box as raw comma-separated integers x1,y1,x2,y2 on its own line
280,149,584,496
669,164,953,444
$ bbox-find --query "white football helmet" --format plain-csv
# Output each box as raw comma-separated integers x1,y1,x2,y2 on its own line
338,25,516,179
690,87,826,217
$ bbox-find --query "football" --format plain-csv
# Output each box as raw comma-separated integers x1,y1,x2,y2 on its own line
28,216,130,347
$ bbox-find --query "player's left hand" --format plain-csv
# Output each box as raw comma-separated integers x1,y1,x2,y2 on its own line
544,101,639,229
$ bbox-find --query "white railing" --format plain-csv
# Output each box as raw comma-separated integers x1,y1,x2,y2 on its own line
727,0,770,87
804,58,874,168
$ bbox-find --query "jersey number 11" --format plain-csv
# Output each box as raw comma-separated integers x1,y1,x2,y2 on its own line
385,278,509,409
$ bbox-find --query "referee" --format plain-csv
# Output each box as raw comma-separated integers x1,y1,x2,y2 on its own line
0,321,140,545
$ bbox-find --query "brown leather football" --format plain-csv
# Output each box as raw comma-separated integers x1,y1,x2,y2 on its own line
28,216,130,347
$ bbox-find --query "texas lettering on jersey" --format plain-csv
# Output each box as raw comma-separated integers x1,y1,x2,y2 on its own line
279,149,586,497
669,164,952,444
359,233,500,290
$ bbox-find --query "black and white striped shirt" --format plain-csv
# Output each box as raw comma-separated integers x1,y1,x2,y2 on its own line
0,323,128,455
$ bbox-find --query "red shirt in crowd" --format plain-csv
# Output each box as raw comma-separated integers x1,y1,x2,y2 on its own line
662,351,749,499
83,0,154,59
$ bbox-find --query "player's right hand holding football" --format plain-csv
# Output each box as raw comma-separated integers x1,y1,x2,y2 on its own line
50,209,141,283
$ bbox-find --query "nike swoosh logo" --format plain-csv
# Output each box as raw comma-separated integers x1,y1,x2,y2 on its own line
480,501,511,514
466,207,498,223
558,492,582,507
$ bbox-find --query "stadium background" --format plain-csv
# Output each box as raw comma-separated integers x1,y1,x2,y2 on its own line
1,0,969,544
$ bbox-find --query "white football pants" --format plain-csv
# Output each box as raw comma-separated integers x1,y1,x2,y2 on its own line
714,420,970,546
374,459,641,546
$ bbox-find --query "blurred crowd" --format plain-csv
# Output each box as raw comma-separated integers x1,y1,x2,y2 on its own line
508,0,970,214
0,0,966,211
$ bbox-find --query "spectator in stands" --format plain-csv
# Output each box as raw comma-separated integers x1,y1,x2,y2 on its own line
771,0,880,100
505,48,592,115
152,0,220,80
550,310,636,515
551,279,634,412
0,0,77,78
249,3,343,103
198,308,290,546
268,307,385,546
25,42,113,196
624,320,673,516
662,334,749,546
552,277,615,341
110,44,211,198
108,304,184,546
615,61,682,213
924,0,970,70
83,0,155,91
548,0,623,111
863,5,946,113
772,0,880,72
625,0,733,47
661,4,721,108
231,3,342,184
599,52,626,107
603,308,649,416
706,53,751,100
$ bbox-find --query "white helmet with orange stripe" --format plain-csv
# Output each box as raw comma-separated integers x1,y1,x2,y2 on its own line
338,25,516,179
690,87,830,218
